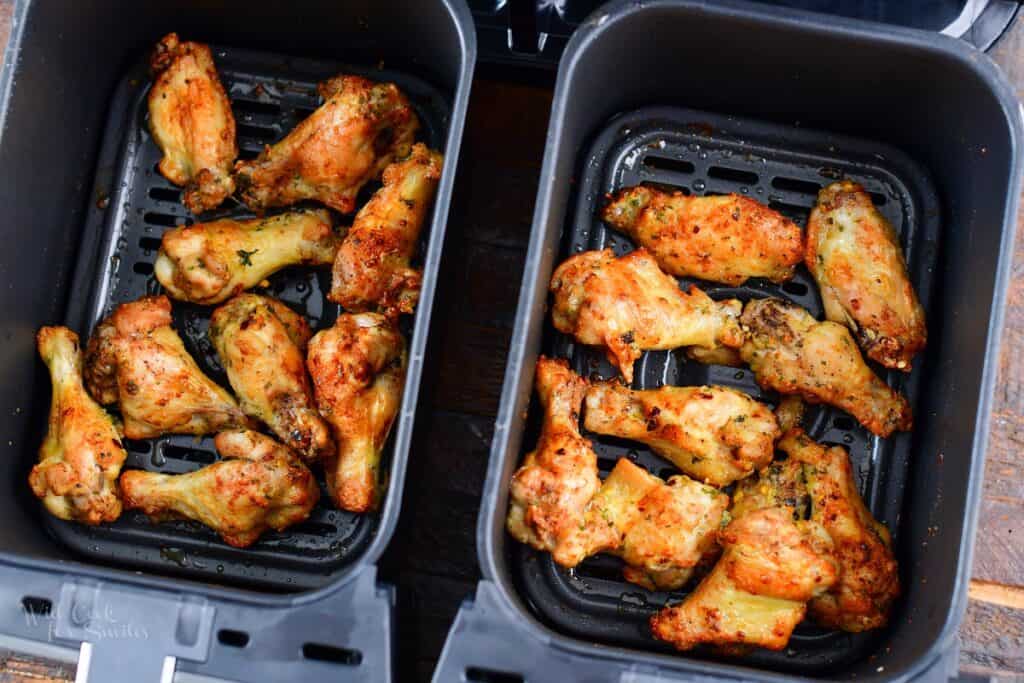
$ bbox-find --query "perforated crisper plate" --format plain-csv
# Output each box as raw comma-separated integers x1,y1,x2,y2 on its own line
511,107,940,673
52,45,450,590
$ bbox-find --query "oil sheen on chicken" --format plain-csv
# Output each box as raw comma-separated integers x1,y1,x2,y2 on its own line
30,327,126,525
83,295,251,439
148,33,237,214
154,209,338,305
235,75,418,213
120,430,319,548
603,186,804,285
210,294,334,463
549,249,743,384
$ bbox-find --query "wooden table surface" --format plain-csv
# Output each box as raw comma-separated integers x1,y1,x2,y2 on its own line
1,4,1024,682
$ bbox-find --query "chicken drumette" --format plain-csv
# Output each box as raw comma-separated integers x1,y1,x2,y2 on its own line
210,294,334,463
807,181,926,371
583,382,778,487
148,33,237,214
650,507,839,652
307,313,407,512
329,143,443,317
603,186,804,285
550,249,743,384
154,209,338,305
235,75,418,213
30,327,126,525
84,295,251,438
120,430,319,548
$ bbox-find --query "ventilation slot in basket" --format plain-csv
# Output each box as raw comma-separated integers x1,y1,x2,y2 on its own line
707,165,759,185
217,629,249,648
302,643,362,666
466,667,524,683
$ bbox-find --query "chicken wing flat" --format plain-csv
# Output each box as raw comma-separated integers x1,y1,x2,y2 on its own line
603,186,804,285
650,507,838,652
148,33,237,214
84,295,251,439
307,313,407,512
154,209,338,305
235,75,418,213
210,294,333,463
506,357,601,565
583,382,778,486
807,181,926,371
550,249,743,384
120,430,319,548
329,143,443,317
30,327,126,525
738,297,912,437
779,429,899,631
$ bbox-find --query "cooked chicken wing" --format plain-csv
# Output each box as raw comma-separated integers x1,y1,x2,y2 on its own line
120,430,319,547
307,313,406,512
30,327,126,525
83,295,251,438
329,143,443,317
603,187,804,285
210,294,333,463
779,429,899,632
235,75,418,213
650,507,838,652
583,382,778,486
154,209,338,305
148,33,237,214
738,298,912,437
730,457,808,522
506,357,601,565
550,249,743,384
807,181,926,371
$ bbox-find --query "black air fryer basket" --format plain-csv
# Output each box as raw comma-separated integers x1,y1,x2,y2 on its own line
0,1,474,681
436,0,1023,681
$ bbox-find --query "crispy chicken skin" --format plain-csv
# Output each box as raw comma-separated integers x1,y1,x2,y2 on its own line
506,357,601,565
329,143,443,317
148,33,237,214
603,187,804,285
550,249,743,384
210,294,334,463
235,75,418,213
307,313,407,512
583,382,778,486
651,507,838,652
83,295,251,439
780,429,899,632
154,209,338,305
738,298,912,437
120,430,319,548
807,181,926,371
731,457,808,522
30,327,126,525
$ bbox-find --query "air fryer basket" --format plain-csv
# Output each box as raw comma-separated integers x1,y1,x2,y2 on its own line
0,1,474,681
436,0,1023,681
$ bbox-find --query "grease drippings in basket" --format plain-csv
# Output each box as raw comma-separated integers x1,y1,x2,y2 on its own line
508,181,922,653
28,33,444,547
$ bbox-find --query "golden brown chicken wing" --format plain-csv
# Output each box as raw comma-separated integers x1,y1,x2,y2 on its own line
738,298,912,437
148,33,237,214
329,143,443,317
154,209,338,305
650,507,838,652
30,327,126,525
779,429,899,632
506,357,601,565
83,295,251,439
209,294,333,463
120,430,319,548
730,457,808,522
307,313,407,512
603,186,804,285
550,249,743,384
583,382,778,487
234,75,418,213
806,181,926,371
